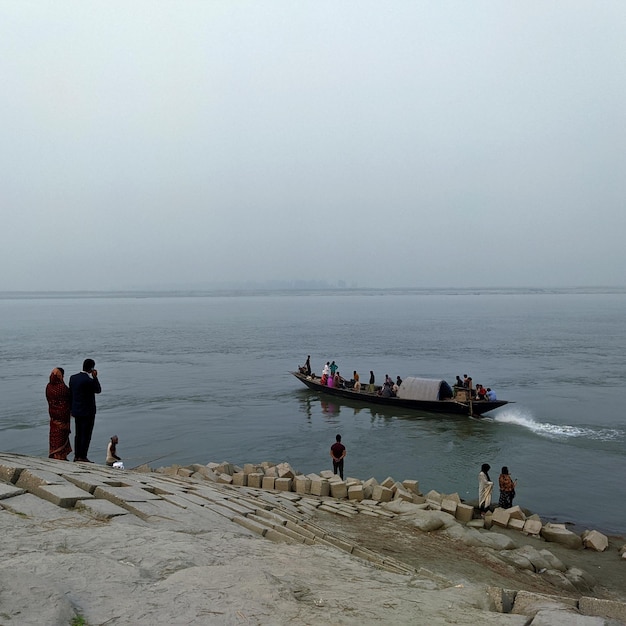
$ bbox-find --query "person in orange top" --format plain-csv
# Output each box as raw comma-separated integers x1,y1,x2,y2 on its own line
498,466,517,509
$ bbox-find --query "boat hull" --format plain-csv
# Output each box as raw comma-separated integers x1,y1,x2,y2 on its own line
291,372,508,416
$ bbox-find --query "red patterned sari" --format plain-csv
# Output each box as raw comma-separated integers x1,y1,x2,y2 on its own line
46,370,72,460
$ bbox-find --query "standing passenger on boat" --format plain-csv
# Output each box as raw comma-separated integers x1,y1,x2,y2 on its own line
353,371,361,391
368,371,375,392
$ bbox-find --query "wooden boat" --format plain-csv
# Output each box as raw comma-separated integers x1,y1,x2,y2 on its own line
291,371,508,416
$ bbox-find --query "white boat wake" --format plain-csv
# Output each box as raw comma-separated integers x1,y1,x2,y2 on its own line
493,407,623,442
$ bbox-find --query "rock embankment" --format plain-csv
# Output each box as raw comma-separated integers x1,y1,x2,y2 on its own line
0,452,624,625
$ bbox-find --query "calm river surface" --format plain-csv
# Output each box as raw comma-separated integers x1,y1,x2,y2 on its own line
1,289,624,534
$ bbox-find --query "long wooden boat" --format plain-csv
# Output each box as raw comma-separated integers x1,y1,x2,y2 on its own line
291,371,509,416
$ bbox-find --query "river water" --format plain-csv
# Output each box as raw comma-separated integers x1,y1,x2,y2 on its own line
1,289,624,534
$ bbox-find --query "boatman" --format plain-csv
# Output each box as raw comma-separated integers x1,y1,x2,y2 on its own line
330,434,346,480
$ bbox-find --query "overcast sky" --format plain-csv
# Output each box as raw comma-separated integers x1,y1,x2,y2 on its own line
1,2,625,291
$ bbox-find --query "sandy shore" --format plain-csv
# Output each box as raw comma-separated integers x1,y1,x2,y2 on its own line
0,452,624,625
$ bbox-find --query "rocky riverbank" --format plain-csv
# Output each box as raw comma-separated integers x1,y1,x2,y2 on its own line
0,452,624,625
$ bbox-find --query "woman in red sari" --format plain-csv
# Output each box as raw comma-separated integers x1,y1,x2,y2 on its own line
46,367,72,460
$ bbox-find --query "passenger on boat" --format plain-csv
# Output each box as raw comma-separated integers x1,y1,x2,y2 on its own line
353,371,361,392
381,385,393,398
305,355,311,376
455,375,464,387
476,384,487,400
368,371,375,393
320,373,328,386
330,361,338,376
333,372,341,388
463,374,470,388
396,376,402,387
486,388,497,401
323,362,330,378
327,373,334,388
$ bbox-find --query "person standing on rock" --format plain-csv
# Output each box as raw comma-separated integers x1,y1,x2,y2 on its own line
498,466,517,509
45,367,72,461
69,358,101,463
478,463,493,515
330,434,346,480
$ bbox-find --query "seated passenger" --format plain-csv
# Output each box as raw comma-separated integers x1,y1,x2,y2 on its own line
381,385,393,398
486,387,497,401
320,373,328,386
455,375,464,387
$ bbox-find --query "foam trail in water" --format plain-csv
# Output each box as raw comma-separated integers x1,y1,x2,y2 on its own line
493,406,623,442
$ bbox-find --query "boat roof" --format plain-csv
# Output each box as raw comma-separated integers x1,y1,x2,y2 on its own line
396,377,453,401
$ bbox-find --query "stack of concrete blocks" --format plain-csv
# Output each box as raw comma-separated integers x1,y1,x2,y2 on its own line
173,460,613,554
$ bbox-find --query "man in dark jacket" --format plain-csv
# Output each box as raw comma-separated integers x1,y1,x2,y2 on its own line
69,358,102,462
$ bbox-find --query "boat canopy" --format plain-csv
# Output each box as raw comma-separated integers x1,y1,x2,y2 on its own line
396,377,454,401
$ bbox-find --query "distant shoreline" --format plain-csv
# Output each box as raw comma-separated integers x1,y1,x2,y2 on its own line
2,285,626,299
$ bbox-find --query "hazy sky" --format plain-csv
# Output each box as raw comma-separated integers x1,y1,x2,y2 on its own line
2,2,625,290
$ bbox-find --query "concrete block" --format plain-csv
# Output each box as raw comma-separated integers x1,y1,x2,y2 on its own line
214,462,235,475
512,590,578,616
394,487,414,503
402,479,419,494
243,463,260,475
348,485,364,501
443,492,461,504
275,477,293,492
579,597,626,622
582,529,608,552
523,519,543,535
372,485,393,503
294,475,311,495
33,484,94,508
232,472,247,487
455,502,474,523
276,463,295,479
247,472,264,488
261,476,276,490
264,466,278,478
491,507,511,528
412,494,426,504
176,468,194,478
425,490,442,505
330,481,348,499
380,476,395,489
441,498,458,516
16,469,68,490
508,518,525,531
0,483,25,499
310,478,329,497
319,470,335,479
541,523,583,550
77,499,129,519
507,505,526,521
93,486,162,505
232,515,268,537
0,459,24,483
363,477,379,488
1,492,81,519
216,473,233,485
